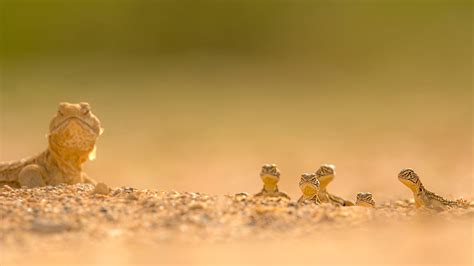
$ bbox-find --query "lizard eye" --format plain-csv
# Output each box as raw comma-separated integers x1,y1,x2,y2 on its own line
80,102,91,115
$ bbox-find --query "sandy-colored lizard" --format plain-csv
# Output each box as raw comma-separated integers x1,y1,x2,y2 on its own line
398,168,469,210
0,102,103,188
355,192,375,208
297,173,321,204
315,164,354,206
254,164,290,199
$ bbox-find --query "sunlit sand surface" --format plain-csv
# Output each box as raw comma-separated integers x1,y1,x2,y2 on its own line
1,184,472,265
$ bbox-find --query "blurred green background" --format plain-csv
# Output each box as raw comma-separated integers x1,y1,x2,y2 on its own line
0,0,472,199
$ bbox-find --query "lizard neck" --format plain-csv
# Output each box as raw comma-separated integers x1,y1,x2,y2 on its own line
47,141,89,176
409,184,424,207
413,184,426,199
319,183,329,191
263,183,278,193
405,180,424,194
318,175,333,191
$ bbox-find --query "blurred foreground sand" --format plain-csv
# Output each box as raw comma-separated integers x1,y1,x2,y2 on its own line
1,184,472,265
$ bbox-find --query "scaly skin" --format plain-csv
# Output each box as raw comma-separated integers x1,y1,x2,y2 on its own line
254,164,290,199
315,164,354,206
297,173,321,204
398,168,469,210
356,192,375,208
0,102,103,188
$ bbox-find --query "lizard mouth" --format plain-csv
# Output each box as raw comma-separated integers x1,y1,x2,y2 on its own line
398,178,420,193
49,119,99,151
398,177,416,186
317,174,334,187
51,117,101,136
261,174,279,184
316,165,335,176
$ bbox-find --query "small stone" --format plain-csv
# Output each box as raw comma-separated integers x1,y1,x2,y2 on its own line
2,184,14,192
92,182,110,195
395,200,408,207
187,192,199,199
168,190,180,197
189,202,206,210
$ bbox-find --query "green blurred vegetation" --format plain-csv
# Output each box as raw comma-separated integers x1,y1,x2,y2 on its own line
1,1,471,62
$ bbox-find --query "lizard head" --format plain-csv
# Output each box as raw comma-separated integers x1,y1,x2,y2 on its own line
398,168,422,192
299,173,320,197
48,102,103,160
315,164,335,190
260,163,280,186
356,192,375,208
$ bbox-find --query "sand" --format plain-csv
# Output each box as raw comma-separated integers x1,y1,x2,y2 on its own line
1,184,473,265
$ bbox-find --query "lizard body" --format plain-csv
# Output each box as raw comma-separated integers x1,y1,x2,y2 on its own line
0,102,103,188
398,168,469,209
298,173,321,204
254,164,290,199
315,164,354,206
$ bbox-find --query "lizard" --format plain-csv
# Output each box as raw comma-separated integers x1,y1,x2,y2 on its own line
0,102,103,188
315,164,354,206
297,173,321,204
355,192,375,208
398,168,469,210
254,163,290,199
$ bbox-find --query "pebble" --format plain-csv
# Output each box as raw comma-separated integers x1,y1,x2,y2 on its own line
188,202,206,210
92,182,110,195
2,184,14,192
394,200,408,207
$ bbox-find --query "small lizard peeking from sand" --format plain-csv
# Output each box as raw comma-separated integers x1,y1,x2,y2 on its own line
398,168,469,210
298,173,321,204
315,164,354,206
0,102,103,188
254,164,290,199
355,192,375,208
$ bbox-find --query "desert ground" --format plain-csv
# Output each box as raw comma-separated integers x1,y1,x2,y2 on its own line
1,183,473,265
